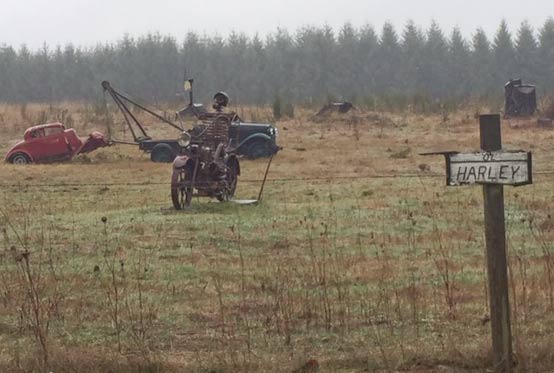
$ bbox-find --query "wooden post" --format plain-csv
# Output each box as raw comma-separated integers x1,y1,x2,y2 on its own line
480,114,513,372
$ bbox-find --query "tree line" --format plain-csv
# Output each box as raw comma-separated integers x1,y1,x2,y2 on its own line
0,19,553,109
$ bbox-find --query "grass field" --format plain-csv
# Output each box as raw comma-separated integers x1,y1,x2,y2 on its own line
1,102,554,372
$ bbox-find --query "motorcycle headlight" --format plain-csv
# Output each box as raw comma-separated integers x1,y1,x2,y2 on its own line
178,132,191,147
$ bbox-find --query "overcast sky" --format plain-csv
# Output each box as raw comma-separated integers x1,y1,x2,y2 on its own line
1,0,552,49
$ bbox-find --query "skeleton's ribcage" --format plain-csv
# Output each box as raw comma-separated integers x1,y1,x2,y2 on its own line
201,116,229,149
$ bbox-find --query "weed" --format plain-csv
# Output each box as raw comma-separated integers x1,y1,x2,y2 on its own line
0,103,553,371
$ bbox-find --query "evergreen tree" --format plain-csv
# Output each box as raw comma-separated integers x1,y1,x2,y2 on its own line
357,24,378,96
400,20,425,94
115,34,138,95
0,46,18,102
448,27,471,97
515,21,537,82
181,32,208,101
0,21,552,105
472,28,494,95
265,28,295,101
422,21,449,97
537,17,554,88
74,46,95,100
492,20,516,85
337,22,360,100
376,22,401,94
244,34,268,105
16,45,34,102
225,32,249,103
34,44,53,102
90,43,117,98
294,25,336,100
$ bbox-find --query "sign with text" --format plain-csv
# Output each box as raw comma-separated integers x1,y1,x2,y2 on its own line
446,151,532,186
423,115,530,370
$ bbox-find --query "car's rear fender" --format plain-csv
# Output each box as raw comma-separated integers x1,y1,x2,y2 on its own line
4,146,33,163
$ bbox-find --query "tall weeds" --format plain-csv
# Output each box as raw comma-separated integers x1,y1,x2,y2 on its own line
0,205,64,371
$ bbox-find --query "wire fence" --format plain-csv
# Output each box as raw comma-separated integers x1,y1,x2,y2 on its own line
1,169,554,189
2,111,554,370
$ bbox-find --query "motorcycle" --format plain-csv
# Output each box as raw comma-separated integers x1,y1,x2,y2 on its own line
171,114,240,209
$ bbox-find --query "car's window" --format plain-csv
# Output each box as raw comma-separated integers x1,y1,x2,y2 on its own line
44,127,63,137
30,129,45,138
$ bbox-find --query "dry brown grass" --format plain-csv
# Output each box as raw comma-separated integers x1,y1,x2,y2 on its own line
1,102,554,372
541,97,554,120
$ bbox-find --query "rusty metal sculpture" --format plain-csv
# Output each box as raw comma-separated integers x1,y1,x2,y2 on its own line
504,79,536,117
171,93,241,209
103,80,279,161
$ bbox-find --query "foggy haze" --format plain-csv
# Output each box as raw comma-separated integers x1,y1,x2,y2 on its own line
1,0,552,49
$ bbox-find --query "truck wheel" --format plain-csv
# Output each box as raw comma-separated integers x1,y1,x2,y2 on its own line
10,153,31,164
246,140,272,159
151,144,175,163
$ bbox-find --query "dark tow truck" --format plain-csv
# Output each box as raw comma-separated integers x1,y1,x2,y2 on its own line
102,80,279,162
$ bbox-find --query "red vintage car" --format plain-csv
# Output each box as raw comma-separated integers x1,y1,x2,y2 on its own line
4,123,109,164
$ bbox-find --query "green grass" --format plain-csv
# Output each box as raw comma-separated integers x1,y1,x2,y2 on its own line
2,105,554,371
1,176,552,371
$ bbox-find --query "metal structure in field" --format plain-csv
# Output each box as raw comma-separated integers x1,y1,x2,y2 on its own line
102,80,187,162
504,79,537,117
171,95,240,209
102,80,280,162
178,79,280,159
103,80,278,208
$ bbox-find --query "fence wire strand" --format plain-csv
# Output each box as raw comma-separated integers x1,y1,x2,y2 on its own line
2,170,554,189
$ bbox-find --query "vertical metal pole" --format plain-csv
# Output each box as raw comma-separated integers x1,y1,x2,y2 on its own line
257,154,274,202
480,114,512,372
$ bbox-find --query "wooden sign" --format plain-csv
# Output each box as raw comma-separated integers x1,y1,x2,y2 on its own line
423,114,534,371
446,151,532,186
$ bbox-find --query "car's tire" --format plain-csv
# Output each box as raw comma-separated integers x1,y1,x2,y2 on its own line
10,152,31,164
150,144,176,163
246,140,272,159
